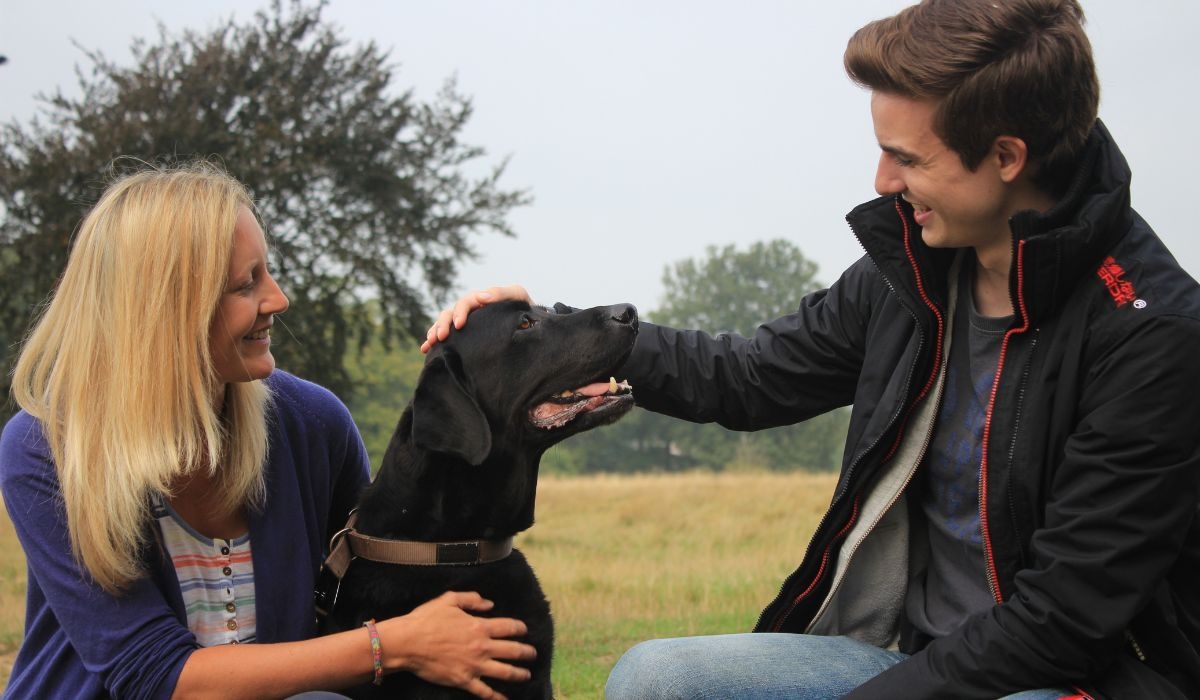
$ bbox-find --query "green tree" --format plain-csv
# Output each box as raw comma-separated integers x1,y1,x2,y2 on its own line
568,239,849,474
344,335,426,472
655,239,821,336
0,0,527,408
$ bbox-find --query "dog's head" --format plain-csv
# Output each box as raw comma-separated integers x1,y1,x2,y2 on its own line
411,300,639,464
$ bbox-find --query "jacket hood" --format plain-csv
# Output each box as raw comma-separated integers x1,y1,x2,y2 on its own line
1012,119,1134,323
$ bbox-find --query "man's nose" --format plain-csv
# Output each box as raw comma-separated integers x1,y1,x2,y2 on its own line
874,152,904,196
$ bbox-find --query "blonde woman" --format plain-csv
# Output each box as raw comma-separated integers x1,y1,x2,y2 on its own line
0,162,535,699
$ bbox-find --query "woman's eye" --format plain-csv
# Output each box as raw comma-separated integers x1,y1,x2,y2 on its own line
225,279,254,295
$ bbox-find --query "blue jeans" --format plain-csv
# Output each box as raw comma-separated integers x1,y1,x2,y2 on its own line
605,633,1072,699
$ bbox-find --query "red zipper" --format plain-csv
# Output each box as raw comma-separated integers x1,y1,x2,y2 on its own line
979,238,1031,604
768,498,863,631
769,199,946,631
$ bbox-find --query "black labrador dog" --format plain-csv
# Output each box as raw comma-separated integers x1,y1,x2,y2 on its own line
318,300,638,698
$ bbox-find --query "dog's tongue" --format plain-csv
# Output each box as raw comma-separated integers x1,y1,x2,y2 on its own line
575,381,614,397
530,377,633,430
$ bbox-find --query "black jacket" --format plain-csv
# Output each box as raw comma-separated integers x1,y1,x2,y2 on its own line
621,122,1200,699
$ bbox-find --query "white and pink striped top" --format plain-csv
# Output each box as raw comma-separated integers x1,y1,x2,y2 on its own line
152,496,257,646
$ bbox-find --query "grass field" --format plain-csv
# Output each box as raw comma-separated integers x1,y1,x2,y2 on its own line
0,470,837,697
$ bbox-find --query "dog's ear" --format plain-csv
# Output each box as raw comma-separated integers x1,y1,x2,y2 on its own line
411,349,492,465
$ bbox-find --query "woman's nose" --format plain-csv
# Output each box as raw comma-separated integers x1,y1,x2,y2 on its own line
264,273,289,315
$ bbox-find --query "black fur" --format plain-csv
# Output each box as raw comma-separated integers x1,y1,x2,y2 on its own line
321,300,638,698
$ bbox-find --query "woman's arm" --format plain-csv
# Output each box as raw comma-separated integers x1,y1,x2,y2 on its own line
2,411,535,700
175,591,535,699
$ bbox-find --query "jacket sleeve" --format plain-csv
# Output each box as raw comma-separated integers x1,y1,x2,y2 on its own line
619,255,880,430
0,413,196,700
847,313,1200,699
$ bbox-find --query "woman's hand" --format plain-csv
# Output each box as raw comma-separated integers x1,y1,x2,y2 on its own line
421,285,533,353
381,591,537,699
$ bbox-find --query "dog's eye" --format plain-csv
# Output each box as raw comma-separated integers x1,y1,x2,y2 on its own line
517,316,537,331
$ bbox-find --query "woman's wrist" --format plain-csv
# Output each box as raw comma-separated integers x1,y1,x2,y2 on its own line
362,619,383,686
374,615,414,675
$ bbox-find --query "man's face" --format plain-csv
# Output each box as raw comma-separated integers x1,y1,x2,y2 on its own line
870,92,1012,253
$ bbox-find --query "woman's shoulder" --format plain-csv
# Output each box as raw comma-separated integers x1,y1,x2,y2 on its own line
264,370,355,429
2,408,38,434
265,368,334,399
0,410,51,484
1,410,47,457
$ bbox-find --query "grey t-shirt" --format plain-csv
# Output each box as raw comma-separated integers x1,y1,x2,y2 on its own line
906,265,1012,640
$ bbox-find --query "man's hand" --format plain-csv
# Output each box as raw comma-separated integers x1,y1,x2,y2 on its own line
421,285,533,353
381,591,537,699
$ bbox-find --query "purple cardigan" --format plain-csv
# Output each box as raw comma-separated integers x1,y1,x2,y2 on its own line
1,371,370,699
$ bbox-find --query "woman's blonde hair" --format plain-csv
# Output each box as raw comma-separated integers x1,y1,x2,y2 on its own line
11,161,272,593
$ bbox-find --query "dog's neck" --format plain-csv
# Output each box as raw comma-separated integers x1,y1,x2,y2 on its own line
354,408,540,542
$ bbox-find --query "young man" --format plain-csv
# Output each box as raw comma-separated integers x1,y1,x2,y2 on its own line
425,0,1200,697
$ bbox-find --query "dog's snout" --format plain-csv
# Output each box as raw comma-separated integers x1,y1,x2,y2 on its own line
607,304,638,326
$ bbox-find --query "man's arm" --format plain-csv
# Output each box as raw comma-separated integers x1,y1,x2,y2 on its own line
422,285,533,353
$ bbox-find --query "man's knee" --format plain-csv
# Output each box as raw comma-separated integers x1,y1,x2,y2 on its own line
606,638,697,700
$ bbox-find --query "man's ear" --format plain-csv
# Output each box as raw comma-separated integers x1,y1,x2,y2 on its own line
410,349,492,465
994,135,1031,183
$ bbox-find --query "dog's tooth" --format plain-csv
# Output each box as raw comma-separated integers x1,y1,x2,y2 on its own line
609,377,618,393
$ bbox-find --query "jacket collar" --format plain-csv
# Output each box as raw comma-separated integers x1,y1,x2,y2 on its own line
1011,120,1133,323
846,120,1134,325
846,194,955,318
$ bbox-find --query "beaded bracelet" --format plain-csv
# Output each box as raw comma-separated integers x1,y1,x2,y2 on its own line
362,619,383,686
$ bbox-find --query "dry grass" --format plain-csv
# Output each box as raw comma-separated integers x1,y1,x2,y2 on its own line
0,470,837,697
523,471,836,698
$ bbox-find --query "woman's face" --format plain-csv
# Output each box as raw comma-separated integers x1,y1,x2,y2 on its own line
208,207,289,387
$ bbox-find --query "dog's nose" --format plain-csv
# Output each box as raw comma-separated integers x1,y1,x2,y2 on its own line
606,304,638,326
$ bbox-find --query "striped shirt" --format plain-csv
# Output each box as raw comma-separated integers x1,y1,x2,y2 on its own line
152,495,257,646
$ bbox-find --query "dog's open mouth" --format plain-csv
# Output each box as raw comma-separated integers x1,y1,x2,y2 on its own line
529,377,633,430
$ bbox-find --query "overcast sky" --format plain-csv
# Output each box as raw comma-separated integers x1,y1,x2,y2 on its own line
2,0,1198,312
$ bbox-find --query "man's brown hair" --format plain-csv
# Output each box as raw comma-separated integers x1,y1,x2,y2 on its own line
845,0,1099,192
